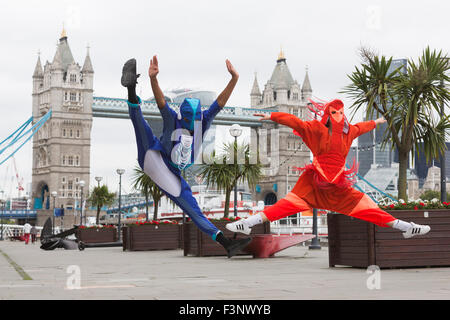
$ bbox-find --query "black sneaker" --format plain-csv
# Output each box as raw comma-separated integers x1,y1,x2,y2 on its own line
224,237,252,258
78,241,86,251
121,58,140,87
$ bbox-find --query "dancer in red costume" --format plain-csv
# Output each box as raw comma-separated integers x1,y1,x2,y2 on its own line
226,99,430,239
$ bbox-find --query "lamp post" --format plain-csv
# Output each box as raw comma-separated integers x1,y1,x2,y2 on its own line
78,180,85,225
229,124,242,217
116,169,125,241
95,176,103,225
51,191,57,235
307,103,321,250
95,176,102,188
308,208,322,250
0,190,4,241
440,57,448,203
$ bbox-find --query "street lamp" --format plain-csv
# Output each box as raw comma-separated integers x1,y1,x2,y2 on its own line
229,124,242,217
307,103,321,250
116,169,125,241
94,176,103,224
78,180,85,225
440,57,449,203
95,176,102,188
51,191,57,235
0,190,4,241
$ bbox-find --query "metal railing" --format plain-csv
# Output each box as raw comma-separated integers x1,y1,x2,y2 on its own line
1,225,39,240
0,224,65,240
270,215,328,237
92,96,275,127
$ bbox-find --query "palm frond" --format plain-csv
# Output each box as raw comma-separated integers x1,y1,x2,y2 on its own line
342,46,450,200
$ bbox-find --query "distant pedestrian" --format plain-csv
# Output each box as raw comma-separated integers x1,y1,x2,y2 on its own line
30,225,37,244
23,222,32,244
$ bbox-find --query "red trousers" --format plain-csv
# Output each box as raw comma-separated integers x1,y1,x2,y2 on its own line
264,171,396,227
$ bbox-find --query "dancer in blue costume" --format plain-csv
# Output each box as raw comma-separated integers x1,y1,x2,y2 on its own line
121,56,251,258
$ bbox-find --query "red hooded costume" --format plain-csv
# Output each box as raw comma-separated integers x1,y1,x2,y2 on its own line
263,99,396,227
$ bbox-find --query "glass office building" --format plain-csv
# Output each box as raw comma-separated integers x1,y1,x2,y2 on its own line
414,142,450,188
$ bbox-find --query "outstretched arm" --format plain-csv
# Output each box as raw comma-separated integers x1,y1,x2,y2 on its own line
351,117,386,139
254,112,321,149
149,55,166,110
216,60,239,107
254,112,316,136
374,117,387,125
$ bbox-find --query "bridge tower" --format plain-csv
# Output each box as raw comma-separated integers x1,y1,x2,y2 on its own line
31,28,93,214
251,50,312,205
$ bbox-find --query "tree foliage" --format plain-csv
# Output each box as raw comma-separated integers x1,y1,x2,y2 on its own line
199,142,262,218
88,185,116,224
342,47,450,200
131,165,164,221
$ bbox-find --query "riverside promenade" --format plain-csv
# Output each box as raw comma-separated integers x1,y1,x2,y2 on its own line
1,240,450,300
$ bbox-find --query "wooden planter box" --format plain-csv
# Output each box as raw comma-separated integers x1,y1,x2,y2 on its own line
328,210,450,268
76,227,117,244
122,224,182,251
183,220,271,257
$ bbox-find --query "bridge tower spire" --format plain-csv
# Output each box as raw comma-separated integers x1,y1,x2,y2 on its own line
251,49,312,205
31,30,93,226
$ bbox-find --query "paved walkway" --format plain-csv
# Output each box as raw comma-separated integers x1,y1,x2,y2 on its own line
1,241,450,299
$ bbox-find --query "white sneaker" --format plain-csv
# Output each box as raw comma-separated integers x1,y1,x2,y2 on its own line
402,222,431,239
226,220,252,235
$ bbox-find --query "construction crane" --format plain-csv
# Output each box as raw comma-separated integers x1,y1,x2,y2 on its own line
12,156,24,197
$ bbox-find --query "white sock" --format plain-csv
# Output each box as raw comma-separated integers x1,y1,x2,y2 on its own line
392,219,411,232
243,214,263,227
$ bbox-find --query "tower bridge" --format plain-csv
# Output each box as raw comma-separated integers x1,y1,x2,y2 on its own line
30,30,313,220
92,96,273,128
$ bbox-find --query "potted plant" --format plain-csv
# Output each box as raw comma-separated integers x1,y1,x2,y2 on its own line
331,46,450,269
76,225,117,243
183,216,271,257
328,199,450,268
87,185,116,225
122,220,182,251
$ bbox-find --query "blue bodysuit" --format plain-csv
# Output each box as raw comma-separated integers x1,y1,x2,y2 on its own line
128,97,222,240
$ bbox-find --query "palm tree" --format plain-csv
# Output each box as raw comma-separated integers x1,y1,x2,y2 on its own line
199,141,262,218
343,47,450,200
88,185,116,224
131,165,164,221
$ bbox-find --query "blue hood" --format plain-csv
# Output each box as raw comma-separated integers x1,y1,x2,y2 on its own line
179,98,202,131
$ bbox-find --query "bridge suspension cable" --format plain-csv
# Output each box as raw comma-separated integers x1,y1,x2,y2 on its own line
352,170,398,205
0,110,52,166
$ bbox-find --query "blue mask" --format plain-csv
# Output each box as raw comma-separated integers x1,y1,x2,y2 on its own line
179,98,202,131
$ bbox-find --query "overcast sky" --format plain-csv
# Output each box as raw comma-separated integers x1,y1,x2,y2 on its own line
0,0,448,198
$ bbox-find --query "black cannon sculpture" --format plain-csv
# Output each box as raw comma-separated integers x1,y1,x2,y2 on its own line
40,218,79,250
39,218,123,251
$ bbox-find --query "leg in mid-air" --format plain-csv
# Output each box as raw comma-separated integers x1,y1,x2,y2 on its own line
314,183,431,238
226,191,311,235
122,58,251,257
340,190,431,238
227,171,430,239
228,190,430,239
